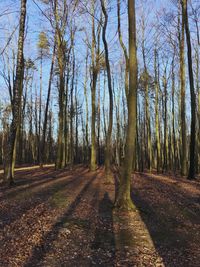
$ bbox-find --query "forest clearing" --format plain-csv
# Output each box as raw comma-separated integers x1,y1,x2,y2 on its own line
0,0,200,266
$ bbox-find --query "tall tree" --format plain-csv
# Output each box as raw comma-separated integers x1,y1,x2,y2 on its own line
41,41,56,165
115,0,137,210
179,1,187,176
83,49,89,164
154,48,161,172
37,31,50,166
182,0,196,180
4,0,27,184
117,0,129,101
90,0,101,171
90,0,97,171
141,15,152,172
101,0,113,183
162,63,169,172
53,0,67,170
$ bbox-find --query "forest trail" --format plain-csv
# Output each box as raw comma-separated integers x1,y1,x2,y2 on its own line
0,166,199,267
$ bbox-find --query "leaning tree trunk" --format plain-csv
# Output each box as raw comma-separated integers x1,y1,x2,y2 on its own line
115,0,137,211
4,0,27,185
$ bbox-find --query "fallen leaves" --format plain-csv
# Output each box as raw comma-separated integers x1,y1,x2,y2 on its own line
0,167,199,266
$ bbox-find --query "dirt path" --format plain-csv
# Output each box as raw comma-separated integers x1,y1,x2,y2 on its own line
0,167,199,266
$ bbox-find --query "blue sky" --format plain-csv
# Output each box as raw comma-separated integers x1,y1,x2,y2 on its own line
0,0,199,132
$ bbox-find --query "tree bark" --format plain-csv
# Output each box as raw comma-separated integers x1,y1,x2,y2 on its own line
117,0,129,101
115,0,137,211
4,0,27,185
179,3,187,176
90,0,97,171
154,48,161,172
41,43,56,165
101,0,114,183
182,0,196,180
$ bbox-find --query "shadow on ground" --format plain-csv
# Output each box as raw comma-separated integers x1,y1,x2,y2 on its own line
131,173,200,267
0,173,82,228
90,192,115,266
24,173,97,267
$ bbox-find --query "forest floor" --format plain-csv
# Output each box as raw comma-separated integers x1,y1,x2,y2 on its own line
0,166,199,267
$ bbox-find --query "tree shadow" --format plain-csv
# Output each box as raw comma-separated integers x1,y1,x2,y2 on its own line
131,174,200,267
137,173,200,221
0,166,89,202
0,173,82,228
90,192,115,266
0,169,57,200
24,173,97,267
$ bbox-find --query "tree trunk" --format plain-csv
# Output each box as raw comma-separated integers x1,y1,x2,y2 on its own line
55,0,67,170
179,4,187,176
90,0,97,171
163,66,168,173
41,43,56,165
70,49,75,167
154,48,161,172
38,55,43,166
84,51,89,164
117,0,129,101
182,0,196,180
115,0,137,211
4,0,27,185
101,0,114,183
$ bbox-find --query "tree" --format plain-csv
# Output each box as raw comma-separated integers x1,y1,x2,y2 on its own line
141,14,152,172
83,48,89,164
37,31,50,166
53,0,67,170
154,48,161,172
179,1,187,176
115,0,137,210
182,0,196,180
100,0,113,183
117,0,129,101
4,0,27,185
90,0,97,171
